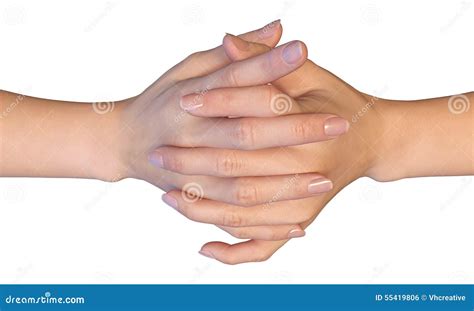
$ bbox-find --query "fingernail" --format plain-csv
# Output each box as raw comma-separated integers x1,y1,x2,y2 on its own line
324,117,350,136
308,178,333,194
259,19,281,38
148,152,164,168
282,41,304,64
199,250,215,259
180,94,203,111
162,193,178,210
288,228,305,238
226,33,249,51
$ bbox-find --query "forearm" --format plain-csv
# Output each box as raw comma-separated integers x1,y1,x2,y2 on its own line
0,90,125,181
370,92,473,181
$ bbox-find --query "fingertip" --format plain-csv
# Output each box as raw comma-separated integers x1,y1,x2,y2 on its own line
239,20,283,46
299,41,308,60
162,192,179,211
261,19,283,47
200,241,229,252
281,40,308,66
179,93,204,112
288,227,306,239
223,33,249,61
200,241,230,262
323,116,350,137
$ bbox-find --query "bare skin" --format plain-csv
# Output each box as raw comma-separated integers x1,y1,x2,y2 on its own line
159,35,473,264
1,22,472,265
0,21,346,242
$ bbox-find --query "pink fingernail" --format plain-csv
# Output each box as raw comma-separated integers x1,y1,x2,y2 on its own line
324,117,350,136
199,250,215,259
308,178,333,194
282,41,304,64
259,19,281,38
162,193,178,210
148,152,164,168
180,94,204,111
288,228,305,238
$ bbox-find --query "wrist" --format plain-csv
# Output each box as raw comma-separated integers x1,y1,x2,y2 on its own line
93,98,135,182
365,93,474,181
363,97,406,182
110,95,154,182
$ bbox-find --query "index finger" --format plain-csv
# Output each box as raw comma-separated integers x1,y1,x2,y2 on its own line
224,34,330,98
195,40,308,91
147,20,283,94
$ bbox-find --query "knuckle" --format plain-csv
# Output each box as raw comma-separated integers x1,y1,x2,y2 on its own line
221,211,243,227
233,119,257,149
290,119,312,141
265,85,279,105
167,156,186,173
234,179,259,206
267,230,282,241
224,65,240,86
185,51,202,64
215,151,241,176
256,56,273,76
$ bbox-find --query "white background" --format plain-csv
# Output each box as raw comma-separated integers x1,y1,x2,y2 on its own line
0,0,473,284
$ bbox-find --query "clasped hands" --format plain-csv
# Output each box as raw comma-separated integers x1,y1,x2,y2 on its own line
116,21,386,264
